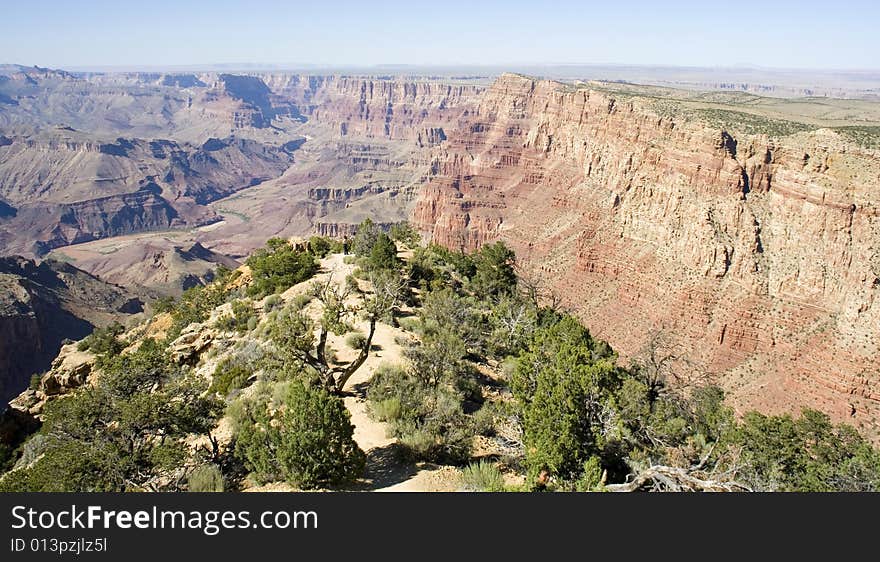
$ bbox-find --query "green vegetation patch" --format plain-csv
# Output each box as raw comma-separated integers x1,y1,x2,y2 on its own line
246,238,319,298
691,108,816,137
832,125,880,149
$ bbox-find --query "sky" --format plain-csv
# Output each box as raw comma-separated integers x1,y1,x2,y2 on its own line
1,0,878,70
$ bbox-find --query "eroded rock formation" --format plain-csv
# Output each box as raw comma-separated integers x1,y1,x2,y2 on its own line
413,73,880,436
0,256,142,405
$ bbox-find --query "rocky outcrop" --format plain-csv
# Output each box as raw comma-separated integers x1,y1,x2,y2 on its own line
313,220,395,239
168,323,217,365
0,344,95,450
413,73,880,436
0,256,142,405
38,345,94,397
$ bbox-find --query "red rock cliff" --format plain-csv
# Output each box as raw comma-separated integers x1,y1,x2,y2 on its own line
263,74,483,141
413,73,880,436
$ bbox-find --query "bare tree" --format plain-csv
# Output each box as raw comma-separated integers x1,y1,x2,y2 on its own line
515,265,563,311
606,446,752,492
491,295,538,351
270,269,408,394
631,330,710,401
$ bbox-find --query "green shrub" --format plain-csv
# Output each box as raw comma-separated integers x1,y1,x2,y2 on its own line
345,274,360,294
210,358,252,396
352,218,381,257
368,232,399,271
246,238,319,298
222,299,256,333
409,243,475,288
389,222,421,248
368,363,474,463
0,342,222,492
471,241,516,300
728,409,880,492
28,373,43,391
215,314,236,332
472,404,496,437
167,283,229,341
307,236,333,258
77,322,125,355
397,316,420,333
345,331,367,350
371,397,402,423
575,457,605,491
152,295,177,314
263,294,283,311
488,295,538,357
499,355,518,381
511,315,623,484
188,464,225,492
461,460,505,492
231,380,365,488
289,293,312,311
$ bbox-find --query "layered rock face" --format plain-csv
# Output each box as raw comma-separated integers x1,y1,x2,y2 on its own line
264,75,482,141
0,133,296,256
0,256,142,405
413,74,880,436
0,70,483,260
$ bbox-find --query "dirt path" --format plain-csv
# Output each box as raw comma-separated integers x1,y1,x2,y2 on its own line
315,254,460,492
240,252,460,492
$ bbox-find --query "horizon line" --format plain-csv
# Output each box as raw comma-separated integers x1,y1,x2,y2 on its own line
6,62,880,74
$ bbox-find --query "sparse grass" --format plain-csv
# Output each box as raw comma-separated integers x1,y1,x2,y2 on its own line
210,357,252,396
187,464,225,492
289,293,312,311
471,404,497,437
460,460,505,492
397,316,420,333
29,373,43,391
263,294,283,311
692,108,815,137
371,397,402,422
345,331,367,350
833,126,880,149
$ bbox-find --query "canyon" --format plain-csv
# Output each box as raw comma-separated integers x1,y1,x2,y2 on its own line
0,255,142,405
1,65,879,437
413,74,880,437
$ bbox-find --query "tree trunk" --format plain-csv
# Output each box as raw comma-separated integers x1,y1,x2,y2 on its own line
332,317,377,394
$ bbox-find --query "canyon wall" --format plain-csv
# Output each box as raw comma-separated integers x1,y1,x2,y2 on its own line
0,256,142,405
0,133,296,256
413,74,880,436
262,74,483,141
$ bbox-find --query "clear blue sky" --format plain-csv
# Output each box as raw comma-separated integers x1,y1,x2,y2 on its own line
1,0,877,69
